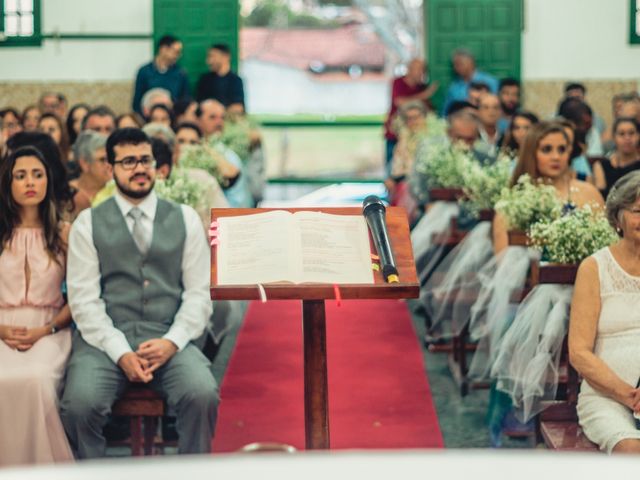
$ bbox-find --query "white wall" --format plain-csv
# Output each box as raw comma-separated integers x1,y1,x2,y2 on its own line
523,0,640,80
42,0,152,33
2,0,638,85
0,0,153,81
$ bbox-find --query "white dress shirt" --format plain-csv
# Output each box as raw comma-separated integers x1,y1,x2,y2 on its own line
67,190,213,364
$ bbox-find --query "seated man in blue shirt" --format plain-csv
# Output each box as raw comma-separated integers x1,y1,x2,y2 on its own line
442,48,498,116
132,35,191,115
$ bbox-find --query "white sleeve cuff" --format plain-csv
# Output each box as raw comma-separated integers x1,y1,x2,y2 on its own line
163,326,192,351
103,336,134,364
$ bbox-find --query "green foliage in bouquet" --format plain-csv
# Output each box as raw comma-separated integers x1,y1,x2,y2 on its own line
178,144,225,186
425,113,447,139
392,112,447,144
414,142,475,191
494,175,563,231
154,168,206,212
528,205,618,264
220,122,250,162
218,117,257,164
460,153,513,216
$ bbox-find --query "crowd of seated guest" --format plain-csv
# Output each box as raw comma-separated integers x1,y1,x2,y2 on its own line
381,49,640,453
0,57,263,465
1,39,639,468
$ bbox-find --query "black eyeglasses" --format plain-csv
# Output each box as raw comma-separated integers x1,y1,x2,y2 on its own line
113,156,156,170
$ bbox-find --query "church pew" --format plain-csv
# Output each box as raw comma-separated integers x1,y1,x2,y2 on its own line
533,264,598,452
538,359,597,451
425,208,494,396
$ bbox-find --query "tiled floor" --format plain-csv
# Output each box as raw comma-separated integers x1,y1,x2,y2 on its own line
406,298,534,449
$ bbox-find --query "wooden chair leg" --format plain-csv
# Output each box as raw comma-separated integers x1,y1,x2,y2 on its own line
459,324,469,377
143,417,157,455
130,416,143,456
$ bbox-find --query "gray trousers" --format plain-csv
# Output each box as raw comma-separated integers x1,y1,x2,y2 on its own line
60,333,219,458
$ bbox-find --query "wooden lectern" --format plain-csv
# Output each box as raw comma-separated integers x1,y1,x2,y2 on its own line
210,207,419,450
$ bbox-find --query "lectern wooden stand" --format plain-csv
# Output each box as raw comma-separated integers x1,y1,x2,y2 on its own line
210,207,419,450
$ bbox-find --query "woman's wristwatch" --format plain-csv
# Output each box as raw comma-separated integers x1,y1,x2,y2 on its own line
50,323,59,335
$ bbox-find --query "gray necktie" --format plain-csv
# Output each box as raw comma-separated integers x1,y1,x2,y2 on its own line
128,207,149,255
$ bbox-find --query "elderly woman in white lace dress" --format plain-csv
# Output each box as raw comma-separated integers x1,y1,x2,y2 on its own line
570,170,640,453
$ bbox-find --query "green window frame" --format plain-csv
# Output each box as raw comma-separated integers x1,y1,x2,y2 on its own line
631,0,640,44
0,0,41,47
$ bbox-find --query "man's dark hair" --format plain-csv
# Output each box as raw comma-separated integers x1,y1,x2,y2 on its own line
195,102,205,118
151,138,173,175
446,100,477,117
210,43,230,55
558,97,593,122
175,122,202,138
106,128,151,165
81,105,116,130
157,34,179,52
558,98,593,148
469,81,490,92
565,82,586,95
173,99,196,118
499,77,520,90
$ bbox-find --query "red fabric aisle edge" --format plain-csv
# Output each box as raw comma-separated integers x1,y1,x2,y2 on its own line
212,299,443,452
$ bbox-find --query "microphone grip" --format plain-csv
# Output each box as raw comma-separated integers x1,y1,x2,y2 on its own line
365,210,398,283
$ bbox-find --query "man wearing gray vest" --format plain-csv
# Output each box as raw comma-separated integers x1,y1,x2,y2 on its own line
61,128,218,457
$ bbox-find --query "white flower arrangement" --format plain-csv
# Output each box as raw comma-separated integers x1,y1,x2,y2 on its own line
414,142,476,191
219,118,253,163
425,113,447,139
460,153,514,216
528,205,618,264
494,175,563,232
178,144,226,186
154,168,206,212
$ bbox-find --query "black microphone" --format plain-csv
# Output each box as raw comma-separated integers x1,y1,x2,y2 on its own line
362,195,399,283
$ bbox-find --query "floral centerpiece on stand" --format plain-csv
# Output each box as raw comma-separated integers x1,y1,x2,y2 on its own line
154,168,206,212
459,153,513,218
425,113,447,139
528,205,618,264
218,117,254,164
413,142,476,195
494,175,563,232
178,144,227,187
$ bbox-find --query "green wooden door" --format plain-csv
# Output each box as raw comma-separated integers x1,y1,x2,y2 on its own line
425,0,522,111
153,0,239,93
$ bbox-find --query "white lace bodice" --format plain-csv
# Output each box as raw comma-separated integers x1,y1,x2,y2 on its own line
591,246,640,348
595,247,640,296
577,247,640,453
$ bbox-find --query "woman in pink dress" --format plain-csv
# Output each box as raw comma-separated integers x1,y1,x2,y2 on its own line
0,146,74,465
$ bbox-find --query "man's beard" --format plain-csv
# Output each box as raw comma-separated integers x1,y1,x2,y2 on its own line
501,101,519,116
115,174,155,199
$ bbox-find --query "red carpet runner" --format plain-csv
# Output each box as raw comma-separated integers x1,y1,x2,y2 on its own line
212,299,443,452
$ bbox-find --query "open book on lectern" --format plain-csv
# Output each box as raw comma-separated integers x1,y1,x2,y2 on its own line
215,210,375,285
